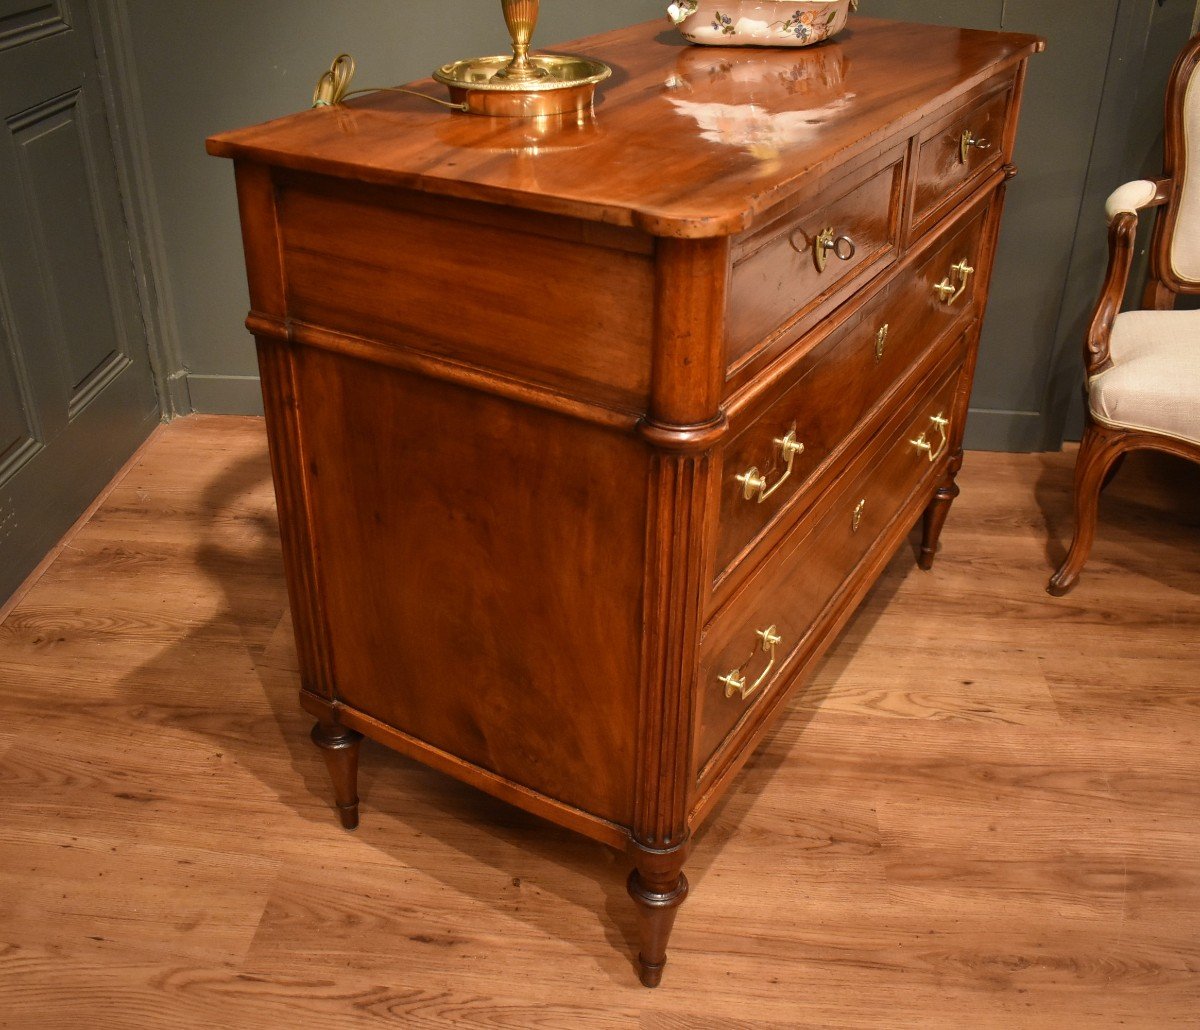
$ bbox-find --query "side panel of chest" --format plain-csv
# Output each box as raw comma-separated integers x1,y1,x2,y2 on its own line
272,343,649,829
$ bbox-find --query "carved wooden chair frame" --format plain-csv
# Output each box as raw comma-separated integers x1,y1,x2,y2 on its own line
1049,33,1200,596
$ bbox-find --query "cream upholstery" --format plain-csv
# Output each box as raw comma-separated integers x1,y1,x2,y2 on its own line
1106,179,1158,222
1171,71,1200,282
1089,309,1200,446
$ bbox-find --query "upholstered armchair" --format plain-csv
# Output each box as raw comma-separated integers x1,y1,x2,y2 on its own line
1048,34,1200,596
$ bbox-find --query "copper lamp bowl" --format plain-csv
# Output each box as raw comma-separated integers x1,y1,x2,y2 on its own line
434,0,612,117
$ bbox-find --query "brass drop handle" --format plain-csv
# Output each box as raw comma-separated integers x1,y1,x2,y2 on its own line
851,498,866,533
813,226,857,273
933,258,975,305
874,323,889,363
911,412,950,463
736,428,805,504
960,129,992,164
720,625,783,702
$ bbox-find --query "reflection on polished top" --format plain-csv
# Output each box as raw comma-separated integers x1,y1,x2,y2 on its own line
665,45,853,163
206,17,1040,238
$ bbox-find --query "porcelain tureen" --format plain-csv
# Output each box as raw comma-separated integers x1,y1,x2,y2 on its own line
667,0,858,47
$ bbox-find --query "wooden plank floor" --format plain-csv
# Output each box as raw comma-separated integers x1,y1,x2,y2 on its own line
0,415,1197,1028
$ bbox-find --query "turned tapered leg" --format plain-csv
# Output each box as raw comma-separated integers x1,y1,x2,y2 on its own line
311,721,363,829
1048,425,1126,597
918,450,963,571
627,847,689,988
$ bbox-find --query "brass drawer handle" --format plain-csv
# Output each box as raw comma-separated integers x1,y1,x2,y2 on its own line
911,412,950,463
851,498,866,533
874,323,889,363
736,427,805,504
814,226,857,273
933,258,974,305
959,129,992,164
720,625,783,702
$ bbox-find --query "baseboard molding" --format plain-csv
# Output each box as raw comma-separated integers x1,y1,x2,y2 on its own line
186,374,265,416
964,407,1045,453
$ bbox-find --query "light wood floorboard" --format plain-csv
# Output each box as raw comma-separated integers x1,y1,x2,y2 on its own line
0,415,1197,1028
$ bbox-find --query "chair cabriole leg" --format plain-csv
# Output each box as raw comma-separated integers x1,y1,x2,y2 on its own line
1048,424,1126,596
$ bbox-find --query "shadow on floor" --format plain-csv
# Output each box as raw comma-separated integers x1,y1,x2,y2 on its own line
1034,446,1200,597
106,431,973,986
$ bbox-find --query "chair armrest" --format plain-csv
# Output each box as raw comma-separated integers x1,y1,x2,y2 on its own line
1086,212,1139,376
1087,178,1172,374
1104,177,1172,222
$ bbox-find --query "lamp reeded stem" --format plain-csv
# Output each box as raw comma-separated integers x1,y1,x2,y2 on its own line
499,0,544,80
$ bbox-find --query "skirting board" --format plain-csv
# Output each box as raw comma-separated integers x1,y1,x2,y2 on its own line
184,373,1047,453
963,408,1044,453
187,374,265,416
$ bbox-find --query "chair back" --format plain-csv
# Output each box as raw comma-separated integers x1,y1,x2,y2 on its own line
1147,33,1200,299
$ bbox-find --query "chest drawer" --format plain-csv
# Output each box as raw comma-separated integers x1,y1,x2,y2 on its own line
912,82,1012,236
713,206,989,593
696,361,964,780
727,151,905,371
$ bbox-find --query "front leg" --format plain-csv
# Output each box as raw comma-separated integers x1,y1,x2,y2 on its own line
919,448,963,571
311,721,364,829
627,839,690,988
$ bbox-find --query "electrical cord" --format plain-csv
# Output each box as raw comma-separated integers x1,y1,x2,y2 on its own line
312,54,467,112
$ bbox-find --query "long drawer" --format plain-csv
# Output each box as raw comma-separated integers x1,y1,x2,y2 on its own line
712,206,988,596
695,359,964,781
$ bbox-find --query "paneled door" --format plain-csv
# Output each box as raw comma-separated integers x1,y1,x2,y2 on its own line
0,0,158,603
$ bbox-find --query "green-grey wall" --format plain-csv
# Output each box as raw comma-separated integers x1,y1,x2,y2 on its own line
117,0,1195,450
119,0,665,415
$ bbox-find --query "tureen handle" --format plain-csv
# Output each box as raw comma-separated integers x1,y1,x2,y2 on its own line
667,0,699,27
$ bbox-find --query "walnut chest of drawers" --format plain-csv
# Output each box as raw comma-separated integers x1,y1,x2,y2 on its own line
209,16,1041,988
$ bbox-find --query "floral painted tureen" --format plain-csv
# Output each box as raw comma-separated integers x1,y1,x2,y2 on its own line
667,0,858,47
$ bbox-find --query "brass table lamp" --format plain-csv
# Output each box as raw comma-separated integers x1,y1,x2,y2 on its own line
435,0,611,117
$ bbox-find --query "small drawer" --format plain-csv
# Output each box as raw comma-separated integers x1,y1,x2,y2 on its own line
911,84,1011,235
727,152,904,371
696,364,964,780
713,207,987,591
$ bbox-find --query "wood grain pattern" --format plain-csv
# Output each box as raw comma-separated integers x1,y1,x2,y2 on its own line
275,174,656,413
725,147,905,367
697,363,962,777
289,348,648,829
911,77,1013,236
1,416,1199,1025
713,202,989,591
208,16,1043,986
205,19,1041,238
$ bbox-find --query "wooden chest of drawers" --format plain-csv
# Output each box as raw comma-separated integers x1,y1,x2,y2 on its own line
209,17,1041,987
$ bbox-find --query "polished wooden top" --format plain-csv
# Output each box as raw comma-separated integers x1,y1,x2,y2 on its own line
207,17,1041,237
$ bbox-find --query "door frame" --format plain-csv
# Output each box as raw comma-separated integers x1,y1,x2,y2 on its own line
86,0,187,418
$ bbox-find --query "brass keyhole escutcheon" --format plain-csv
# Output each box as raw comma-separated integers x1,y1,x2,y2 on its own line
875,324,889,363
811,226,857,273
852,498,866,533
960,128,992,164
